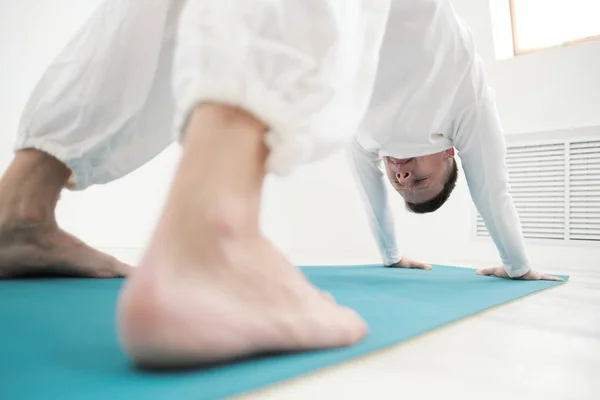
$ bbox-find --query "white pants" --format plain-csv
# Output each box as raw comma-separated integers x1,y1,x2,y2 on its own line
15,0,390,190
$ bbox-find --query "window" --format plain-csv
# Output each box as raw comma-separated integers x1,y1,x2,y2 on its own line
510,0,600,55
476,139,600,242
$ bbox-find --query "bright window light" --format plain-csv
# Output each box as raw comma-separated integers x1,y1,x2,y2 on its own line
511,0,600,54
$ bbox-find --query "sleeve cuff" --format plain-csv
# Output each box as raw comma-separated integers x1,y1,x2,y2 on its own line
504,264,531,278
383,249,402,266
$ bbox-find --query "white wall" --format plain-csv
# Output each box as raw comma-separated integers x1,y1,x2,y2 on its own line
454,0,600,134
2,1,599,271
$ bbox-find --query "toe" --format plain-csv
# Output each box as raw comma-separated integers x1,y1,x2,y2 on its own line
339,307,368,345
321,291,336,304
314,306,368,348
92,261,133,278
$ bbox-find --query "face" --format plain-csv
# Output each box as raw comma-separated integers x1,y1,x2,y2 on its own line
383,149,455,204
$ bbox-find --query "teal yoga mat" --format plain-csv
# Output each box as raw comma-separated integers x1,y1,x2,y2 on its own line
0,265,566,399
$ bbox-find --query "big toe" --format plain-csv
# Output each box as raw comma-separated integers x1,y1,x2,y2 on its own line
321,291,336,304
311,305,368,348
337,307,369,345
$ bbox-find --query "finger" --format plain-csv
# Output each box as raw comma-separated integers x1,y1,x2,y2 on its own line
389,262,411,269
419,264,433,270
476,267,500,276
404,262,432,270
478,267,510,279
539,274,563,282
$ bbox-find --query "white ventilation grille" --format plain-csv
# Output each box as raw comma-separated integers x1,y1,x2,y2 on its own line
569,141,600,241
477,139,600,242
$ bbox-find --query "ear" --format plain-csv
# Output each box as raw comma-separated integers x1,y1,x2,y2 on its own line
445,148,455,158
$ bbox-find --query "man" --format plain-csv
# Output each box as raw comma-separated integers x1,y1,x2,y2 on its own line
348,1,561,281
0,0,391,367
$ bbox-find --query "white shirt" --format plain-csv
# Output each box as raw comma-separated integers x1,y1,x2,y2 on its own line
348,0,531,278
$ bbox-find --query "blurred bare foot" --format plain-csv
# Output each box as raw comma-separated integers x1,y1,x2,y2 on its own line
118,104,367,368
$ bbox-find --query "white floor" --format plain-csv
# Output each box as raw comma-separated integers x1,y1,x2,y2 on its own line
241,265,600,400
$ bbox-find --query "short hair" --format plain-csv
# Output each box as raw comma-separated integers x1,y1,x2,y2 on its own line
405,158,458,214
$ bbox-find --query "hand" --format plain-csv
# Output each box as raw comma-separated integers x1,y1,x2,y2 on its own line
387,258,432,270
476,267,563,281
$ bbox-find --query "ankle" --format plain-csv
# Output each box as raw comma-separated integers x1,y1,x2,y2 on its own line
142,194,262,273
0,149,70,192
0,150,67,228
177,104,269,196
166,193,261,239
140,104,269,270
203,195,262,238
0,201,57,230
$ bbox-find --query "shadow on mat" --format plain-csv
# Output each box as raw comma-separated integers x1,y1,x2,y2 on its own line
136,349,318,376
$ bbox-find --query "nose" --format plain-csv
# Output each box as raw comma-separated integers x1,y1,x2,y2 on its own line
396,171,412,184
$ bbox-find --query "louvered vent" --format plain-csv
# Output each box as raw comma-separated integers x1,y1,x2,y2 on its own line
569,140,600,241
477,139,600,242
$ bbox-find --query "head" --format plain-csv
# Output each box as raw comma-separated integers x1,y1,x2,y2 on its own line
383,148,458,214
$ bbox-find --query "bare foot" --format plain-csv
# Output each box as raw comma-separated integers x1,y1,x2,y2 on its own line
0,149,132,279
0,223,131,279
117,104,367,368
118,230,366,367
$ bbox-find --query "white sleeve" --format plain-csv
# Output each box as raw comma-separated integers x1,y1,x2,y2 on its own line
173,0,391,177
347,139,402,266
454,89,531,278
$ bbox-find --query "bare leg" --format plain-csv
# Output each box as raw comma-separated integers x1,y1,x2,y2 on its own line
117,104,367,368
0,150,131,278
